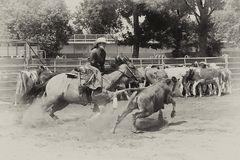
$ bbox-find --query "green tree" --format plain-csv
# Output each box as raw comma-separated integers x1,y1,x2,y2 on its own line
141,0,197,57
119,0,196,57
2,0,73,58
73,0,122,34
183,0,224,56
118,0,153,58
213,0,240,46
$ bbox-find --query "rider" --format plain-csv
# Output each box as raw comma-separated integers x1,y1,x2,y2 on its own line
89,37,107,74
87,37,108,112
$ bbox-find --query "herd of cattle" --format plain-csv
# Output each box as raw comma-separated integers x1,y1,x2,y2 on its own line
12,58,232,133
138,61,232,98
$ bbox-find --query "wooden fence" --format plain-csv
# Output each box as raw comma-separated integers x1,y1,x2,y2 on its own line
0,56,240,102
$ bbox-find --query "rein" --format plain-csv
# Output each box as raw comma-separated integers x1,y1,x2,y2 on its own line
117,69,137,82
119,64,138,82
101,65,139,87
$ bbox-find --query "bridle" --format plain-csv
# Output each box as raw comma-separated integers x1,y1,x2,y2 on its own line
117,63,139,82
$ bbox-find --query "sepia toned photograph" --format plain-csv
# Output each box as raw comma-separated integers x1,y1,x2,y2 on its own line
0,0,239,159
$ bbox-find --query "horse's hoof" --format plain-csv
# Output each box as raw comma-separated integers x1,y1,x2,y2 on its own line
50,114,59,120
53,117,59,120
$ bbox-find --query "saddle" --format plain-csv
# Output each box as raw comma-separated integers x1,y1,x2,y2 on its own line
66,65,103,104
66,70,78,78
66,66,94,81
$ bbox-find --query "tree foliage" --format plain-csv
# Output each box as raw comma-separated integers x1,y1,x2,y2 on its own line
118,0,197,57
1,0,231,58
73,0,122,34
183,0,225,56
119,0,225,57
142,1,197,57
1,0,73,57
213,0,240,46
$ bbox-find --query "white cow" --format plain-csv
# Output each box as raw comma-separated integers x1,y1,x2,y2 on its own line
164,66,189,97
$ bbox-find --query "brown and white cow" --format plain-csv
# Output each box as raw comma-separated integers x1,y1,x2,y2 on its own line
138,66,185,97
186,67,222,97
112,78,177,133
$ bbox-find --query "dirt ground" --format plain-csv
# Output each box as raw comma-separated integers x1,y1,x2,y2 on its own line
0,90,240,160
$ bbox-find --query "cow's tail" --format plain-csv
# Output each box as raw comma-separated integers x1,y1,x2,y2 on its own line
112,91,139,134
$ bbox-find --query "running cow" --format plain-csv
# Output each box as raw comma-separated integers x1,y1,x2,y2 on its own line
112,78,177,134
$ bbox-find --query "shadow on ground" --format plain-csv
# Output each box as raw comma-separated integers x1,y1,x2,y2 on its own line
136,118,187,132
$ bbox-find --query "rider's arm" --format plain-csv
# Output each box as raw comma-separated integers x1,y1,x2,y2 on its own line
89,50,97,65
100,49,106,72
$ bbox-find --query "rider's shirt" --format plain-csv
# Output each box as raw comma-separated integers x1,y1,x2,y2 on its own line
89,47,106,73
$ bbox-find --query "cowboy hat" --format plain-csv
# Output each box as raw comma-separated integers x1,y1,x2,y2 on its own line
95,37,108,44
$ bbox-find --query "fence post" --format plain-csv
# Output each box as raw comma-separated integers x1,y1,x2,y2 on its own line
23,61,26,70
161,55,165,68
54,59,57,72
140,59,143,67
224,54,229,68
24,58,30,70
204,57,207,63
184,56,186,66
79,58,82,66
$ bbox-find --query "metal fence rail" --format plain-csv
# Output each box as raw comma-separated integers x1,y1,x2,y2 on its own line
68,34,115,44
0,56,240,101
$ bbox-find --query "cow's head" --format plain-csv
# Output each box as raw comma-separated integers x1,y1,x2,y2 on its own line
164,77,183,97
164,77,177,92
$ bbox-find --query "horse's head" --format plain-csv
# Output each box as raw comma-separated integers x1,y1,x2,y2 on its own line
38,65,53,83
38,65,52,73
115,55,130,66
118,64,145,83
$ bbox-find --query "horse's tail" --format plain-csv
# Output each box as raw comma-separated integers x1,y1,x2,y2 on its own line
15,72,27,105
16,72,27,94
23,80,48,104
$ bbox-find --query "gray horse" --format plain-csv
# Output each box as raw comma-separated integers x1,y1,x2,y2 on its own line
38,63,144,120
